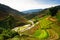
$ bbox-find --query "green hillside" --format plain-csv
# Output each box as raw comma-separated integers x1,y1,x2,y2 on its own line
19,15,60,40
19,5,60,39
0,4,60,40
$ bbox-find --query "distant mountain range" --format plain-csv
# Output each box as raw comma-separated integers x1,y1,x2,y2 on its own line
23,5,60,19
22,9,43,14
0,4,60,23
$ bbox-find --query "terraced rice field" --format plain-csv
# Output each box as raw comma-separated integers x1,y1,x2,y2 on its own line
19,16,60,40
46,29,59,40
33,29,49,39
31,16,60,40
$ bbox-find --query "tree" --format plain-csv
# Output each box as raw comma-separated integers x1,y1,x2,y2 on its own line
2,29,19,40
49,7,58,16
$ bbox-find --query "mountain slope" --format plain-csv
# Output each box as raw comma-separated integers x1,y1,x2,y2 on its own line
0,4,28,29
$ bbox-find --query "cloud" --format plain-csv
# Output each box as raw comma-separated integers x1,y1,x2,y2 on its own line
0,0,59,11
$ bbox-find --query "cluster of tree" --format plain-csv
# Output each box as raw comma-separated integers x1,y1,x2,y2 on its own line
49,5,60,16
0,15,16,29
49,5,60,22
0,4,28,27
0,15,20,40
0,29,19,40
49,6,58,16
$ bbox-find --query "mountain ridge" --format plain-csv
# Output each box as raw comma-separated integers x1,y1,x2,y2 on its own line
22,9,42,14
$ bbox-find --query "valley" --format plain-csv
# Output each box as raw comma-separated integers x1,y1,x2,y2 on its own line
0,4,60,40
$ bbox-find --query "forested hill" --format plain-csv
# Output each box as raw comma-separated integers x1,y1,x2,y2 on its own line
0,4,26,19
0,4,28,29
0,4,29,40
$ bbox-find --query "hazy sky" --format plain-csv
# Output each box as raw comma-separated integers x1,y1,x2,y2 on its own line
0,0,60,11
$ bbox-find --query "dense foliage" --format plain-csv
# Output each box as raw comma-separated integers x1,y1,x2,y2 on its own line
49,6,60,16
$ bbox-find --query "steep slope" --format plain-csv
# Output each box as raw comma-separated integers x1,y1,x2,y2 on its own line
0,4,28,29
0,4,23,40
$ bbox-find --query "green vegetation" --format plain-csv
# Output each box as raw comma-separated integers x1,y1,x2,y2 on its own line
56,10,60,22
39,16,52,29
33,30,49,39
32,16,51,39
0,4,60,40
0,29,19,40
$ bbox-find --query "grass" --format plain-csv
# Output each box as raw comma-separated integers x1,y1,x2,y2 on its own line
33,29,41,36
33,29,49,39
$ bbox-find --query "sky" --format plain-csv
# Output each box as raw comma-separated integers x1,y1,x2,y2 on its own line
0,0,60,11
